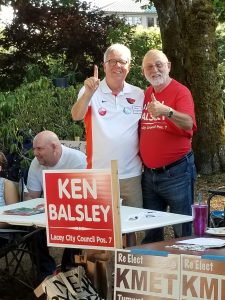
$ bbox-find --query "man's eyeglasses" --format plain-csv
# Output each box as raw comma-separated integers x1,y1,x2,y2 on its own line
144,62,168,71
105,59,128,67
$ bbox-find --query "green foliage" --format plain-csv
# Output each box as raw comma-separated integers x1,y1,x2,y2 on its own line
129,26,161,89
23,54,79,85
216,23,225,108
23,62,44,83
0,77,84,156
216,23,225,64
44,53,79,85
46,54,72,78
0,2,161,91
0,0,125,90
213,0,225,22
106,20,136,46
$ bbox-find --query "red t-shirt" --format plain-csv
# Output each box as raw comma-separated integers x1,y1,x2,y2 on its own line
139,79,197,168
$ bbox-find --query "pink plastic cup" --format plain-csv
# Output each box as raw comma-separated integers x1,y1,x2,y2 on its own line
192,204,208,236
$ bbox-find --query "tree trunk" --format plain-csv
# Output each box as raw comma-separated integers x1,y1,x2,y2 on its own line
152,0,225,174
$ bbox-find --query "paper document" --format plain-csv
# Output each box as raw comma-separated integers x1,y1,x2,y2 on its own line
3,203,45,216
177,238,225,248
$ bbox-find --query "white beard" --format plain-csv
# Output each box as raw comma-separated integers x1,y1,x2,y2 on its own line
146,72,169,87
149,76,165,86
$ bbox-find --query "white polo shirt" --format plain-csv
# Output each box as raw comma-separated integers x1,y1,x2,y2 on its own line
78,79,144,179
27,145,87,192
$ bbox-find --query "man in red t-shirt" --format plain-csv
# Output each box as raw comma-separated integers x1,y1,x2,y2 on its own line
140,49,197,243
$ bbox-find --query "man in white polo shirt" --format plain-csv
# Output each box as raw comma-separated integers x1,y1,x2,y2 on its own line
71,43,144,246
27,131,86,197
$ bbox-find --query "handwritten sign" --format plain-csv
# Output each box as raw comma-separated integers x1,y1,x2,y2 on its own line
60,140,86,153
43,169,119,250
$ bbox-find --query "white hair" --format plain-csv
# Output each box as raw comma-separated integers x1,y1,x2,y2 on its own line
142,49,169,67
104,43,131,64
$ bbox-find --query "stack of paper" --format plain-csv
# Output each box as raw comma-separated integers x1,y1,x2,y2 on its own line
177,238,225,248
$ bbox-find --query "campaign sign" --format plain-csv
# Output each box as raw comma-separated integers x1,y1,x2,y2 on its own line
114,249,180,299
43,169,115,250
114,250,225,300
181,254,225,300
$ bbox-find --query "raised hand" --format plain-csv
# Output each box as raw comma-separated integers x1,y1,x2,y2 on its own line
94,64,98,79
84,65,100,95
147,93,168,118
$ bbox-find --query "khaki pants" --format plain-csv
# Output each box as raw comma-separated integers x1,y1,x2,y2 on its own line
119,175,143,208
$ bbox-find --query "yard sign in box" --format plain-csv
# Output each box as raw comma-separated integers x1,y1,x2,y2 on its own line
114,249,181,299
43,161,122,250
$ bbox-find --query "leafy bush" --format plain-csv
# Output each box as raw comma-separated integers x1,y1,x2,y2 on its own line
0,1,127,90
0,77,84,163
23,54,79,86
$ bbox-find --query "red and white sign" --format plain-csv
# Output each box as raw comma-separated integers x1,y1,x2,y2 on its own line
43,169,116,250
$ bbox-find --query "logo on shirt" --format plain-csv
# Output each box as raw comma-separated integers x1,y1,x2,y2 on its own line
126,98,136,104
98,107,107,116
123,107,132,114
133,106,142,114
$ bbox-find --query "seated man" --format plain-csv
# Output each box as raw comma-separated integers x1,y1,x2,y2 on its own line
26,130,86,280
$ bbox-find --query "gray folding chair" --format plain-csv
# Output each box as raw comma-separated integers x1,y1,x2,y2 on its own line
207,188,225,227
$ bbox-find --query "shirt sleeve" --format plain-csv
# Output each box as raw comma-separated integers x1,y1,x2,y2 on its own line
27,159,43,192
76,151,87,169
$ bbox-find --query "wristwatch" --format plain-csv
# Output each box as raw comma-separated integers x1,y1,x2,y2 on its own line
167,107,174,118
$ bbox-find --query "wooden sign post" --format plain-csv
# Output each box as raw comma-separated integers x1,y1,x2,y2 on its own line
111,160,122,249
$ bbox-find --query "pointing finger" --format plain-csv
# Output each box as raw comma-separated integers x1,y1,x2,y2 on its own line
94,65,98,79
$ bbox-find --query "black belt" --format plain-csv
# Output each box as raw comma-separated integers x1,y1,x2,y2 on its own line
148,150,193,174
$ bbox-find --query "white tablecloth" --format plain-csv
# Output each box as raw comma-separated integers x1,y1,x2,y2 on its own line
0,198,193,234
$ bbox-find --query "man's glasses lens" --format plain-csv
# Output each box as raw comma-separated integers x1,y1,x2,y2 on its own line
106,59,128,66
145,62,166,71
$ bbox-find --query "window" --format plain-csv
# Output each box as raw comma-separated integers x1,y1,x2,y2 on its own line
133,16,142,25
125,16,142,26
156,17,159,27
147,17,154,27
